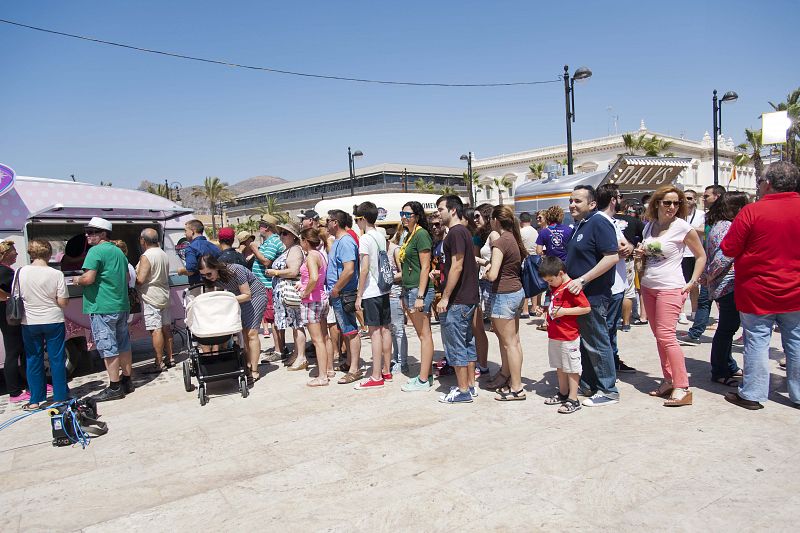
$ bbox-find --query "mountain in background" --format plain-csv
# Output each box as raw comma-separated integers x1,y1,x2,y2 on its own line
137,175,286,214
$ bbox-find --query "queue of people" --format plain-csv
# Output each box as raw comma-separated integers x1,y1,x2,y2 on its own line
2,161,798,413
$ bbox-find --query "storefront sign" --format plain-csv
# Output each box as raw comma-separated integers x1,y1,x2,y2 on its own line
0,163,14,198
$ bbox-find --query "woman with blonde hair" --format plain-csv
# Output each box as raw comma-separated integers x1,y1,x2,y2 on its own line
634,185,706,406
18,240,70,410
484,205,528,399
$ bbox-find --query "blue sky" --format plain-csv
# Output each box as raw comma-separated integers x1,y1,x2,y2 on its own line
0,1,797,189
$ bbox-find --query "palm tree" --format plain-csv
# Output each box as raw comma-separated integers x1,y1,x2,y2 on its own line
146,183,170,199
768,88,800,164
439,185,457,196
492,177,514,205
414,178,435,193
737,128,764,177
256,196,289,223
192,176,232,237
642,135,674,156
528,163,545,180
462,171,480,206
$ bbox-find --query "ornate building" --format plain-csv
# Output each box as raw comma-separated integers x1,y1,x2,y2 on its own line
472,120,755,206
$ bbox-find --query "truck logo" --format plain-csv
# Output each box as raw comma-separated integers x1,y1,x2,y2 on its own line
0,163,14,198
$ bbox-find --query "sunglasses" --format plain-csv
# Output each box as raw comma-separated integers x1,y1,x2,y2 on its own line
85,229,104,235
473,214,482,220
685,197,695,201
400,211,414,218
432,222,441,227
354,216,364,221
660,200,682,207
280,230,294,237
200,271,215,279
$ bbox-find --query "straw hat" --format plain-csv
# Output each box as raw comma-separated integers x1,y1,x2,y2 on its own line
276,222,301,239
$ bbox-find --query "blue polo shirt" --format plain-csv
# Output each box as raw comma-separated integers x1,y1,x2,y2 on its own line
184,236,221,285
565,210,618,297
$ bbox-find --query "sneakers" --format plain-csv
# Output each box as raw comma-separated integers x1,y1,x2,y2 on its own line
616,361,637,374
382,372,393,382
391,362,402,375
438,388,473,404
261,351,283,363
582,393,619,407
121,376,135,394
401,376,433,392
621,324,631,332
447,385,478,398
354,377,385,390
9,391,31,403
93,386,125,402
732,336,744,347
678,334,701,347
678,313,690,325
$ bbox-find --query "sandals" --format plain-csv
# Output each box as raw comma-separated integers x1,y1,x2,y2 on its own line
494,386,526,401
250,371,261,382
287,361,309,372
558,399,581,414
544,392,568,405
712,377,740,387
664,388,693,407
337,371,363,384
648,382,673,398
307,377,329,387
486,372,510,390
536,323,548,331
326,370,336,379
632,319,649,326
21,403,41,411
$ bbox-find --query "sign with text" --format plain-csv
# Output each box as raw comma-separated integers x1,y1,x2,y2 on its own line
605,157,691,192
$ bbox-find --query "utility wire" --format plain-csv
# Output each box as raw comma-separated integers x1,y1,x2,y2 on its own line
0,18,562,88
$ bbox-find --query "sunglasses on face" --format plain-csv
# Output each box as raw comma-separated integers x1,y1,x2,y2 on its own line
280,230,293,237
400,211,414,219
685,197,695,201
200,271,215,279
354,216,364,221
432,222,441,227
474,214,482,220
85,229,103,235
660,200,682,207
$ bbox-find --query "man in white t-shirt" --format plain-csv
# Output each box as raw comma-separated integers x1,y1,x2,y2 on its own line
518,212,538,317
597,184,637,374
353,201,392,391
136,228,173,371
681,190,705,323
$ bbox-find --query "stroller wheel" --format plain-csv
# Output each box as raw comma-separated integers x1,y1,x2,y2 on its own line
199,384,208,406
239,377,249,398
182,360,193,392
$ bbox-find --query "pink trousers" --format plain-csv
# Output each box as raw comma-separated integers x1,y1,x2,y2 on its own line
641,286,690,388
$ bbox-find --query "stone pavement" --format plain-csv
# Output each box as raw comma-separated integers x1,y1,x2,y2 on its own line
0,316,797,532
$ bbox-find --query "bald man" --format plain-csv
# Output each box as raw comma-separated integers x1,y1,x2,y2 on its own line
136,228,174,371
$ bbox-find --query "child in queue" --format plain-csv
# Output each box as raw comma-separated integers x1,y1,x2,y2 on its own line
539,256,591,414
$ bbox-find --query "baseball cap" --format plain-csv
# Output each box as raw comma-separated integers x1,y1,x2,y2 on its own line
217,227,235,241
298,209,319,220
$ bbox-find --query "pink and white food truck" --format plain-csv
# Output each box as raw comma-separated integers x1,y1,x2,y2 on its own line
1,175,194,375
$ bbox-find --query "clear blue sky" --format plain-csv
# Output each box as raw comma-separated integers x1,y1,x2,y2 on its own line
1,0,797,189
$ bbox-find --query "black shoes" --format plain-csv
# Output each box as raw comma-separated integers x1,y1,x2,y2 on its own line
93,386,125,402
724,391,764,410
121,376,135,394
616,361,637,374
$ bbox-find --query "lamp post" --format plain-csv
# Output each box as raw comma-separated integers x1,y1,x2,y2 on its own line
460,152,474,206
712,89,739,186
563,65,593,175
164,180,182,202
348,147,364,196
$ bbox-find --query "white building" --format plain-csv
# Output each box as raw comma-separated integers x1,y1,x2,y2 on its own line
472,120,755,206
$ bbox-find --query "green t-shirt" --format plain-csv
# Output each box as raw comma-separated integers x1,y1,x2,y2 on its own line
81,241,130,314
400,228,433,289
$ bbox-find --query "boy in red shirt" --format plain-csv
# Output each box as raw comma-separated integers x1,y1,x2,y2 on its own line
539,256,591,414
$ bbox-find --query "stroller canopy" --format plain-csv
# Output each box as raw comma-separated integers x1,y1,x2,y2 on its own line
185,291,242,338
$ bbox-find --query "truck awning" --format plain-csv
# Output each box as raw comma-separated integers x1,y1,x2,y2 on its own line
28,203,194,222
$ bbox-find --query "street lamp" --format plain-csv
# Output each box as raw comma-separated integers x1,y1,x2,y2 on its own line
712,89,739,186
164,180,183,202
348,147,364,196
563,65,593,175
460,152,474,206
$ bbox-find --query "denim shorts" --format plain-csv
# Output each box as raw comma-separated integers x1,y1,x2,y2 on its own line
401,286,434,314
486,288,525,319
479,279,492,318
440,303,477,366
330,296,359,336
90,312,132,358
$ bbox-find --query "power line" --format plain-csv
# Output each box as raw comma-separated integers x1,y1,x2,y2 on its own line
0,18,562,88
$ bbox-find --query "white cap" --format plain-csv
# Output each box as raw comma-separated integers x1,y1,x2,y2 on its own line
86,217,112,232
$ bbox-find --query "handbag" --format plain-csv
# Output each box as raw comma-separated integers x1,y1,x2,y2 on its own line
521,254,548,298
340,290,358,313
280,279,302,308
128,287,142,314
5,267,25,326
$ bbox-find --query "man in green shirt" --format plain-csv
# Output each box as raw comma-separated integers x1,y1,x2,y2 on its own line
74,217,133,402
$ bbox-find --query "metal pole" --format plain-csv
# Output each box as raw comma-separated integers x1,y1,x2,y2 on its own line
467,152,474,206
712,90,719,186
348,147,354,196
564,65,574,175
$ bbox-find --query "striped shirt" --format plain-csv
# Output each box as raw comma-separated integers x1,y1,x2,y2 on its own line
252,234,285,289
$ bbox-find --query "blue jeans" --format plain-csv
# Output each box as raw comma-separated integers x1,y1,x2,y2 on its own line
688,285,712,338
739,311,800,404
709,291,740,380
606,292,624,362
440,304,477,366
22,322,69,404
389,293,408,367
577,293,619,398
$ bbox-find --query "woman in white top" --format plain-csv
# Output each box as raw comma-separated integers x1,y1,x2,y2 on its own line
634,186,706,407
19,240,70,409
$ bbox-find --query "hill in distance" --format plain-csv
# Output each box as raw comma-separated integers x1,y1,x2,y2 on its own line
138,175,286,214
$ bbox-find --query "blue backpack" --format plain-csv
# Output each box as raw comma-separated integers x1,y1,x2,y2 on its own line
521,254,548,297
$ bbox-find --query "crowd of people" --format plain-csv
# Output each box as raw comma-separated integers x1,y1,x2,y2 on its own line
1,161,798,412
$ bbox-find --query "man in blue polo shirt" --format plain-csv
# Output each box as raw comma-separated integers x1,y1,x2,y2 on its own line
177,219,220,286
565,185,621,407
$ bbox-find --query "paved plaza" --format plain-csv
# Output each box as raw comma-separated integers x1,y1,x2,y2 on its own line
1,316,797,532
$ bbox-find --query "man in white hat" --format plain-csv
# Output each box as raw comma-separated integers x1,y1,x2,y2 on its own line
74,217,134,401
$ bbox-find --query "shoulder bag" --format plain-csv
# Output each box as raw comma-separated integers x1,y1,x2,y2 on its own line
5,267,25,326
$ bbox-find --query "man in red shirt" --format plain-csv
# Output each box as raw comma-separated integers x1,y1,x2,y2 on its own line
721,161,800,410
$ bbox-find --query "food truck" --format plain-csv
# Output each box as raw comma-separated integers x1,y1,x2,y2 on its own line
0,173,194,375
513,156,692,222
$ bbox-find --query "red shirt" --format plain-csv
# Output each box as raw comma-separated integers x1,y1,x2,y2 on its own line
720,192,800,315
547,280,590,341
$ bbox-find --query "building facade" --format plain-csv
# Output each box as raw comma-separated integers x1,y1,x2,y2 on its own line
472,121,756,207
226,163,464,224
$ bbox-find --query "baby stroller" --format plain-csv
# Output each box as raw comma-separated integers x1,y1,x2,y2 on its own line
182,286,249,405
